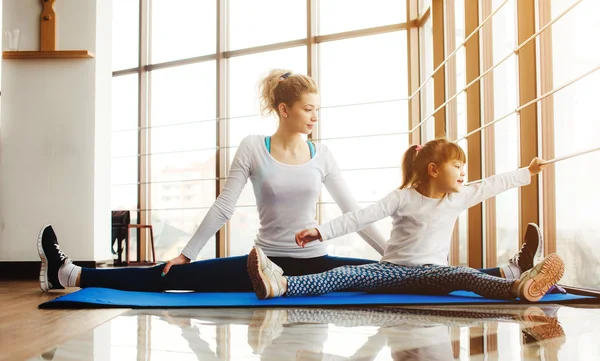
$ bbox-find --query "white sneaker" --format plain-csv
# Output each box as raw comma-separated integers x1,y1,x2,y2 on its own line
247,309,288,353
516,253,564,302
247,246,287,299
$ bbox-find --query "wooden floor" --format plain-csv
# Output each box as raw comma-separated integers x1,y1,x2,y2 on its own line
19,300,600,360
0,280,127,361
4,280,600,360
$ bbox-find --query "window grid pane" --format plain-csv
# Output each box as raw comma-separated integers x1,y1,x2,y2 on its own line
319,0,407,35
112,0,139,71
228,0,306,50
150,0,216,64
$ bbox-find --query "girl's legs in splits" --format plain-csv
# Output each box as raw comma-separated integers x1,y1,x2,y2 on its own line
247,246,564,302
37,225,378,292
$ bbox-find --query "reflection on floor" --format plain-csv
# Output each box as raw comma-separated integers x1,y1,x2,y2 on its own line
27,303,600,361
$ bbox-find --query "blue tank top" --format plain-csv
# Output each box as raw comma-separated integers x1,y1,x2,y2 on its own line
264,136,315,158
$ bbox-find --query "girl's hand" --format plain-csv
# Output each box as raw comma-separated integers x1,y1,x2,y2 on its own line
295,228,322,248
528,157,547,176
161,253,191,276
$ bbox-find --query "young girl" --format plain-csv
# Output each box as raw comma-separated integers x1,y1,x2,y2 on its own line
247,138,565,302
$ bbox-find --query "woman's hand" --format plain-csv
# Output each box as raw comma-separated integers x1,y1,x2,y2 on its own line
295,228,323,248
528,157,547,176
161,253,191,276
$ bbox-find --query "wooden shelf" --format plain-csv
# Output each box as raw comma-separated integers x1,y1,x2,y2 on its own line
2,50,95,59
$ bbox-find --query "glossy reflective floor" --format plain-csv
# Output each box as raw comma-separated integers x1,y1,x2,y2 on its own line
25,303,600,361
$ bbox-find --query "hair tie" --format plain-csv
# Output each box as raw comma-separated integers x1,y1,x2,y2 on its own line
279,72,291,81
415,145,423,152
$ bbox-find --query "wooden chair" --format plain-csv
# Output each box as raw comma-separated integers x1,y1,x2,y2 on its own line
112,210,156,266
125,224,156,266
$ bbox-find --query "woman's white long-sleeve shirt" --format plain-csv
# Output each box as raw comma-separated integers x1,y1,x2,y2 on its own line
316,168,532,266
181,135,387,260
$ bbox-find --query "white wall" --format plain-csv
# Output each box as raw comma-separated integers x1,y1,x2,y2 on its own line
0,0,112,262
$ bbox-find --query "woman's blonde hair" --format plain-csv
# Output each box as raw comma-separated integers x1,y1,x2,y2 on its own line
258,69,318,117
400,138,467,189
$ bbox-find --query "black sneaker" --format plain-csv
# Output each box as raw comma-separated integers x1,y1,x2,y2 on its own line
510,223,542,272
38,225,71,291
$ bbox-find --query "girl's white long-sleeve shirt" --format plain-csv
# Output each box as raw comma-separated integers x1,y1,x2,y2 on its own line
316,168,532,266
181,135,387,260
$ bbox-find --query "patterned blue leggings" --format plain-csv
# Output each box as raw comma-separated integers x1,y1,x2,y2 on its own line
286,262,515,299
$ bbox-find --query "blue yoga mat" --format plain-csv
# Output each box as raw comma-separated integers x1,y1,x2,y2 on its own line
38,287,598,309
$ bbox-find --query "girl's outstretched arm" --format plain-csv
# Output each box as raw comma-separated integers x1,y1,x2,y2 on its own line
457,157,546,210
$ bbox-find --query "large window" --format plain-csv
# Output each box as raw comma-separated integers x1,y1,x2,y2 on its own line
551,0,600,288
112,0,410,262
112,0,600,292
